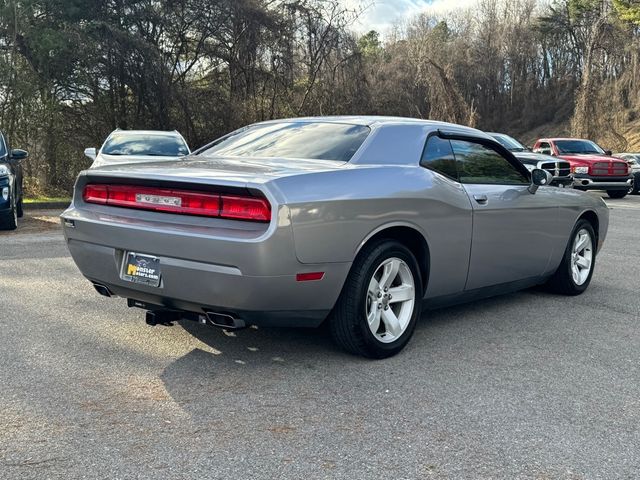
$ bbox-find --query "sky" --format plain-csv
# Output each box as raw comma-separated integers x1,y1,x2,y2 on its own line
342,0,479,34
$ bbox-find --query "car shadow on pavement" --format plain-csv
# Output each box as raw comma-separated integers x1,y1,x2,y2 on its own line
159,291,534,417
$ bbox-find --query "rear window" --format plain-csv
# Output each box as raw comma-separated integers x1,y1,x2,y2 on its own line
102,133,189,156
200,122,370,162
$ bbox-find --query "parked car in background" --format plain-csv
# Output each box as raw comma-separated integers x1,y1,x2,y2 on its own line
85,130,190,169
489,133,572,187
0,131,27,231
532,138,633,198
62,116,609,358
615,153,640,194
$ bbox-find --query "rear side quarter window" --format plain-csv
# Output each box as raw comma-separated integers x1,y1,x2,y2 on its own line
420,135,458,180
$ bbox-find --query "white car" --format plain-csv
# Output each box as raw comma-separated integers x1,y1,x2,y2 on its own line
85,130,190,169
616,153,640,194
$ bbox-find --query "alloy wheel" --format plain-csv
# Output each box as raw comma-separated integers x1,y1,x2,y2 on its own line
365,257,416,343
571,228,593,286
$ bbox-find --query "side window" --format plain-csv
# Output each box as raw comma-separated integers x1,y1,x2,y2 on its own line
420,135,458,179
450,139,529,185
536,141,551,155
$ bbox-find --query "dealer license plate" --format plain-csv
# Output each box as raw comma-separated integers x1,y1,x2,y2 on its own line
122,252,161,287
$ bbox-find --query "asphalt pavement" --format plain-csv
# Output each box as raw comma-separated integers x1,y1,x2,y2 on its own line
0,197,639,479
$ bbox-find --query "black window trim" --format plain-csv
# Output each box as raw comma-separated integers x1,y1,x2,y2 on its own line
437,129,532,184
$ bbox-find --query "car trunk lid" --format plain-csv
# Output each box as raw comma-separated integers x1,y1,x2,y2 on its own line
86,155,346,186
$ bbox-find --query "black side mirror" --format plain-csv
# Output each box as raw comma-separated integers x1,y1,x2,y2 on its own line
529,168,553,194
10,148,28,161
604,150,612,156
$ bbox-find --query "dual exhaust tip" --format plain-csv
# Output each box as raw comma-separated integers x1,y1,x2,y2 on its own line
145,308,246,330
92,282,246,330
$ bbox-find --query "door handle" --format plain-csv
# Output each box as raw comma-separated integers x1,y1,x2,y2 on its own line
473,194,488,204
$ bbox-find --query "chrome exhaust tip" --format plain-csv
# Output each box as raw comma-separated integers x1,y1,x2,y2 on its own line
203,311,246,329
93,283,112,297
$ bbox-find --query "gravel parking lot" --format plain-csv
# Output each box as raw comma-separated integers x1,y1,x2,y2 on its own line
1,196,639,479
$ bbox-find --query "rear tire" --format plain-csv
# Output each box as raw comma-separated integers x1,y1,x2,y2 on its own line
16,197,23,218
330,239,423,359
607,190,627,199
544,219,595,295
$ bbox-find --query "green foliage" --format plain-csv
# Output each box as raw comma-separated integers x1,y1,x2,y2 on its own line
613,0,640,23
357,30,382,57
0,0,639,194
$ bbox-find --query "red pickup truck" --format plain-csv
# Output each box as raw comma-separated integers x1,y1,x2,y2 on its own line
532,138,634,198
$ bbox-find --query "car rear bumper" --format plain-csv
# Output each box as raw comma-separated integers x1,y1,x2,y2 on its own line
62,206,351,327
572,175,633,190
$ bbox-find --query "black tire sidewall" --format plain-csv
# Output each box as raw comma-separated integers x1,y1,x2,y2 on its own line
17,197,23,218
353,241,423,356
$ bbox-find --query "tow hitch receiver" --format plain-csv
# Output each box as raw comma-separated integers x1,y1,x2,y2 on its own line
145,309,182,327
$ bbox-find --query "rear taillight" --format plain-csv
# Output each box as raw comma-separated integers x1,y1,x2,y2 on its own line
82,184,271,222
220,195,271,222
83,184,108,204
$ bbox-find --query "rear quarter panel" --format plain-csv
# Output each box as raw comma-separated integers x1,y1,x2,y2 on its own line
548,188,609,268
275,165,474,299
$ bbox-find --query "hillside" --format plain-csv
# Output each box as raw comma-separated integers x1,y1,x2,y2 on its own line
516,117,640,153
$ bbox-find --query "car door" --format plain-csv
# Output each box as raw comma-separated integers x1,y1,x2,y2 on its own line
446,136,559,290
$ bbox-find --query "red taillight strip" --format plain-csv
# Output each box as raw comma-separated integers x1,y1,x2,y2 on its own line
83,184,271,222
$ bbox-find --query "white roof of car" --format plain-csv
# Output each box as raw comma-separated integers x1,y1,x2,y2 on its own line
108,130,182,136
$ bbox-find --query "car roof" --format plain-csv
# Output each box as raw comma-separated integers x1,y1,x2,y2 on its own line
254,115,490,138
108,130,182,136
537,137,593,142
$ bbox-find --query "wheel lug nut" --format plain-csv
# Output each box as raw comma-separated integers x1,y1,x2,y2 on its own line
377,303,382,309
384,287,388,292
384,305,389,310
389,294,392,299
377,292,382,298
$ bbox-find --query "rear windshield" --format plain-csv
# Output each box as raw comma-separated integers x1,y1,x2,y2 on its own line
102,133,189,156
555,140,604,155
200,122,370,162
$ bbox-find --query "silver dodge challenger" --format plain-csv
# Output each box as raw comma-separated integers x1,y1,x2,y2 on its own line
61,117,609,358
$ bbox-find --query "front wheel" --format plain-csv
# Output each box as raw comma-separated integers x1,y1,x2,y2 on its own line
607,190,628,199
544,219,596,295
330,240,423,358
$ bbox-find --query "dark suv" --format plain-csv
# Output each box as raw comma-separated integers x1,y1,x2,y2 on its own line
0,132,27,230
